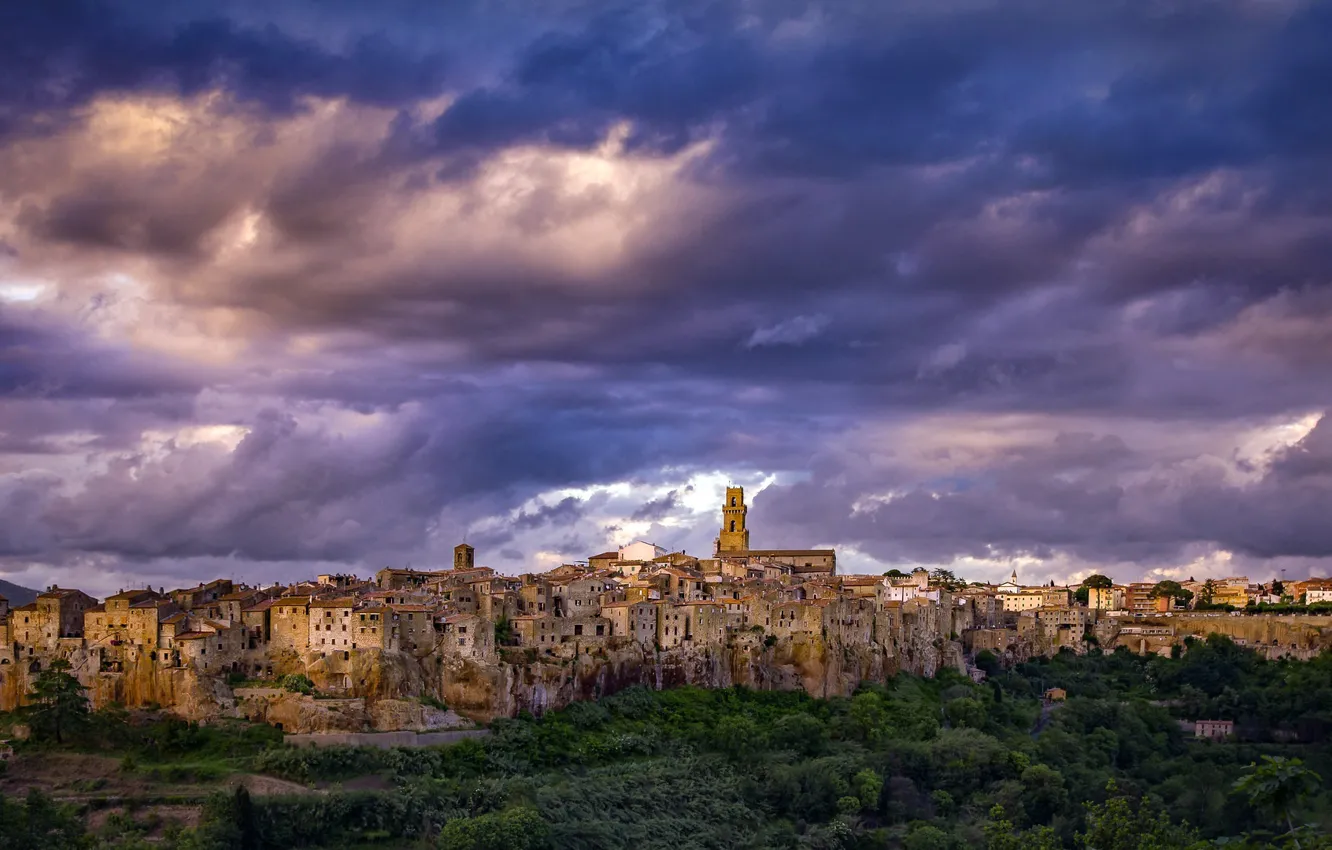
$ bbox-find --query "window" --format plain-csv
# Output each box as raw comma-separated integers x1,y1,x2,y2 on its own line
458,626,467,634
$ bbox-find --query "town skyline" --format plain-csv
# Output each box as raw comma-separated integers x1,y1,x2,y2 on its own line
3,3,1332,598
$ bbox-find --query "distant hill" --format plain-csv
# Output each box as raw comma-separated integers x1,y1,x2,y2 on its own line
0,579,39,606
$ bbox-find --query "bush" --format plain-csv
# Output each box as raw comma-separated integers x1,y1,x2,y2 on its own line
437,806,550,850
278,674,316,695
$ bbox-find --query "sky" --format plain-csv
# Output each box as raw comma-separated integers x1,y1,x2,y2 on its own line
2,1,1332,598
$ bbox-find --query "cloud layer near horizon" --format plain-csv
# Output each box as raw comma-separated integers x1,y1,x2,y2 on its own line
3,0,1332,596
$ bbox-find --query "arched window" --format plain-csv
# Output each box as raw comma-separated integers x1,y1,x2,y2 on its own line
729,520,736,532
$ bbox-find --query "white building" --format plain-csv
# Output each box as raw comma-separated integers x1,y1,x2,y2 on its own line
619,541,668,562
1306,589,1332,604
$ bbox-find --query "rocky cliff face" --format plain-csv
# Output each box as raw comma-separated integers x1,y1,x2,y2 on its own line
0,628,968,729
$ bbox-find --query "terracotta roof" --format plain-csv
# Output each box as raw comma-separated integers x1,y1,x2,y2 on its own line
588,551,619,560
243,599,277,613
38,587,85,599
84,604,106,614
108,589,158,602
309,598,355,608
174,631,210,640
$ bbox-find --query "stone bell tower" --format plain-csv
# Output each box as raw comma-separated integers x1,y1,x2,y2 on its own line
716,486,750,554
454,542,475,570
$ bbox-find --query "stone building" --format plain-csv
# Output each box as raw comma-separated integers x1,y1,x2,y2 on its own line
389,604,435,653
29,588,97,652
269,597,311,653
308,598,356,652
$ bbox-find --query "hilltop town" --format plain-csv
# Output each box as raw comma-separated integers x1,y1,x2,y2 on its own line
3,487,1331,730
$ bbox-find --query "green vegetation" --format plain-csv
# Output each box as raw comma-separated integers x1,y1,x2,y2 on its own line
24,659,91,745
1150,580,1195,607
3,637,1331,848
278,674,316,695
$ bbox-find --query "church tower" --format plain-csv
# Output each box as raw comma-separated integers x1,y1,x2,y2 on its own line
717,486,750,554
454,543,475,571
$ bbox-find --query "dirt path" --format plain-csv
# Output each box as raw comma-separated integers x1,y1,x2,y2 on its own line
231,773,323,796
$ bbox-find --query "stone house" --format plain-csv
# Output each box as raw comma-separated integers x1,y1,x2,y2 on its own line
599,601,634,639
510,614,558,647
552,577,614,618
838,576,882,599
676,602,726,646
657,604,690,648
389,604,436,653
31,588,97,651
352,603,391,649
518,580,552,615
218,590,265,624
375,568,451,591
1041,588,1072,608
824,597,874,645
170,579,233,614
240,599,276,648
268,597,314,654
438,613,490,659
562,615,611,642
771,600,826,638
129,597,181,648
308,598,356,652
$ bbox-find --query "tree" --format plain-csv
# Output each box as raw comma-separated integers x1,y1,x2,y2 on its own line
984,805,1061,850
0,788,86,849
884,569,907,578
1198,579,1217,607
494,614,514,646
437,806,550,850
1082,574,1114,589
1076,783,1206,850
1233,756,1322,848
1075,586,1090,605
930,568,966,590
1150,581,1194,608
24,659,89,745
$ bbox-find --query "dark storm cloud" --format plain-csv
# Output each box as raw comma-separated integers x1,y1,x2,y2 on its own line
631,490,679,522
756,416,1332,567
0,311,206,402
3,0,1332,585
513,496,585,531
0,0,449,138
